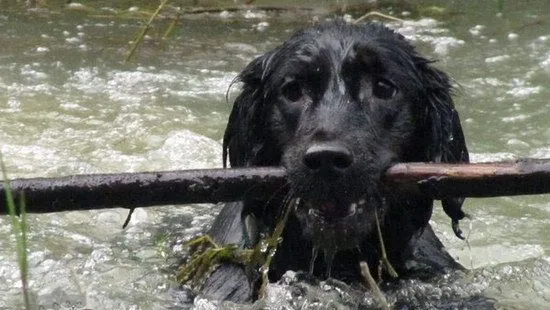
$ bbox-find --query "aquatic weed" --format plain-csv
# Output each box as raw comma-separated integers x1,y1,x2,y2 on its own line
1,154,31,309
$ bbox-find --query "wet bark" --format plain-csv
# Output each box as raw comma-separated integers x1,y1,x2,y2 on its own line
384,159,550,198
1,159,550,214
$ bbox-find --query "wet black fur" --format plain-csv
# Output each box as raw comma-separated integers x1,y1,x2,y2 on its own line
202,21,469,302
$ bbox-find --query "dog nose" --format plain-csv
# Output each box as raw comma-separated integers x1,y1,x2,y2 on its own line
303,143,353,171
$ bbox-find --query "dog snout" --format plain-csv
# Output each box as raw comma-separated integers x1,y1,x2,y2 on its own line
303,143,353,172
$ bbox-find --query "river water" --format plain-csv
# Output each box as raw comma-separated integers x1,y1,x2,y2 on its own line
0,1,549,309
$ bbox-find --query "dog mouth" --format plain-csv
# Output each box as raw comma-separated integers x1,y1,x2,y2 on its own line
293,194,378,235
293,194,380,275
301,197,366,224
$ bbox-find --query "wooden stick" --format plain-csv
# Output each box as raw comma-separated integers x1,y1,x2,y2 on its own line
385,159,550,198
0,167,286,214
1,159,550,214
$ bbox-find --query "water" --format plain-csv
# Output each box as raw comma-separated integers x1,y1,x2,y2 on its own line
1,1,549,309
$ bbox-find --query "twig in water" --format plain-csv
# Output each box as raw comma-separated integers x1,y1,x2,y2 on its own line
375,207,398,278
125,0,171,62
257,197,296,299
353,11,405,24
122,207,135,229
360,261,391,310
162,11,180,40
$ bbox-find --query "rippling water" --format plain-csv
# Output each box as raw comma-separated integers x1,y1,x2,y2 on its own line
0,1,549,309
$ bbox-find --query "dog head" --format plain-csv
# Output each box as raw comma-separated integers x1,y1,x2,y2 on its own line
223,21,468,251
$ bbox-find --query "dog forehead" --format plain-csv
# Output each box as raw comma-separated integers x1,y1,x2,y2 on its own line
286,31,407,70
289,34,362,61
264,22,424,91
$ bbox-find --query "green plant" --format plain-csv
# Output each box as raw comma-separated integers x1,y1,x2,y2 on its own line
1,154,31,309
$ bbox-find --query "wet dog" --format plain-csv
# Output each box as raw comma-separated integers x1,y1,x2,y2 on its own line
202,20,469,302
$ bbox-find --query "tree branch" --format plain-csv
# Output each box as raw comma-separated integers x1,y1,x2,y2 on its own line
1,159,550,214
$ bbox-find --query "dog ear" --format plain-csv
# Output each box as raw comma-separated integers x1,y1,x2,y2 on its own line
417,61,469,164
418,60,471,239
223,51,280,168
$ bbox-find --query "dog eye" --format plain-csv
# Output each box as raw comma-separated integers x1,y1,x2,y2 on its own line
281,80,303,102
373,78,396,100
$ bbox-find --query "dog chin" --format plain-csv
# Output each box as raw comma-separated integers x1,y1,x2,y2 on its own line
293,196,379,251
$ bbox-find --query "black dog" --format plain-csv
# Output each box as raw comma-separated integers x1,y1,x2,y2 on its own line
202,20,469,302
